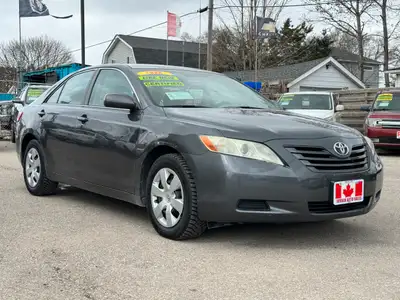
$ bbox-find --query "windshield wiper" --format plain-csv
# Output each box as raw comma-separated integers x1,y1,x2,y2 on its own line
163,105,210,108
223,106,267,109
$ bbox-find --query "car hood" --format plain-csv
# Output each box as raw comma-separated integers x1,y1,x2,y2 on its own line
284,109,333,119
369,110,400,119
164,108,362,142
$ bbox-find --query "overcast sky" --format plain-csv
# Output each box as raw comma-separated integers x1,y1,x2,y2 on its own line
0,0,310,65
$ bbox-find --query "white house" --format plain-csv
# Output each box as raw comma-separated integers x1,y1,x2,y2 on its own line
225,56,366,92
384,68,400,87
102,34,207,68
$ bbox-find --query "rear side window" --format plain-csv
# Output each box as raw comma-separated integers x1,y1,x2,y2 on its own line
89,69,133,107
57,71,95,105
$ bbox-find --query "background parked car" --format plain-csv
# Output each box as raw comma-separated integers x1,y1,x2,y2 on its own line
277,91,344,121
11,84,51,143
361,90,400,150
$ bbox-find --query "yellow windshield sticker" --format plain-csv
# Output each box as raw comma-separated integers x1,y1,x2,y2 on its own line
144,81,184,87
27,89,44,97
137,71,172,75
138,75,180,81
377,93,393,101
281,94,294,101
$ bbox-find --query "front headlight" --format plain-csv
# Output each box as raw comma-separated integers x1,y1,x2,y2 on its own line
366,118,382,127
364,136,377,154
199,135,284,166
324,115,335,122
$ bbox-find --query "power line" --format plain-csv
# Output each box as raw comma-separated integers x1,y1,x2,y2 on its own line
68,2,338,55
214,2,336,9
68,10,200,54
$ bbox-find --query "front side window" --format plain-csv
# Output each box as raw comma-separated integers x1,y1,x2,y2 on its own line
133,69,276,109
57,71,95,105
46,85,63,104
89,69,133,106
278,93,332,110
373,93,400,111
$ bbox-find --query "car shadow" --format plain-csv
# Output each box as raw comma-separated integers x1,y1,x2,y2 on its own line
194,220,379,249
51,185,149,224
49,186,380,249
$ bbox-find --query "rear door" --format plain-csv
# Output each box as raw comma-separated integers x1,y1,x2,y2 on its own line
73,68,143,192
40,69,97,179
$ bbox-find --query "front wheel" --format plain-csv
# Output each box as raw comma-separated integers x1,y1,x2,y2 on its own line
23,139,58,196
146,153,207,240
10,123,15,143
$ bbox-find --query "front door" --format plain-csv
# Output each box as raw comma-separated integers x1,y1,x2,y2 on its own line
75,68,143,193
40,70,96,180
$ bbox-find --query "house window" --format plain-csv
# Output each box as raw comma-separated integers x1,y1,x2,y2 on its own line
363,66,373,71
127,57,130,63
111,59,116,64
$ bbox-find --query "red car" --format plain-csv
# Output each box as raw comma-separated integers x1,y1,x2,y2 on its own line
362,90,400,149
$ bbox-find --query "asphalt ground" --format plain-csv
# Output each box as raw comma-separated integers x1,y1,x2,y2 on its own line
0,140,399,300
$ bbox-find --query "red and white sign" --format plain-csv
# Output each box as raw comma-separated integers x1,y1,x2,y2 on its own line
167,11,181,37
333,179,364,205
397,131,400,139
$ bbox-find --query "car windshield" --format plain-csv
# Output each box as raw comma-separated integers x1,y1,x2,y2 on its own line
134,69,277,109
278,93,332,110
373,93,400,111
25,87,49,104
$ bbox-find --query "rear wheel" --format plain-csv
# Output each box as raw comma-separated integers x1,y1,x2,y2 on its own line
23,139,58,196
146,153,207,240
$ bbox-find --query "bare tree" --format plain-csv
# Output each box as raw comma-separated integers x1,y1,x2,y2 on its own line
215,0,290,70
304,0,374,82
367,0,400,86
330,29,384,61
0,35,72,74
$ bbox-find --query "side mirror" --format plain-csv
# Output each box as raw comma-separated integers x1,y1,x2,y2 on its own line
335,104,344,111
12,98,24,105
360,105,371,112
104,93,139,111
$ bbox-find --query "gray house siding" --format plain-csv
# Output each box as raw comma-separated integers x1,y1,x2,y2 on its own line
289,64,359,92
338,61,379,88
104,40,135,64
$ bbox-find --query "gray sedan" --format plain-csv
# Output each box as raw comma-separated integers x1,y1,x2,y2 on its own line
15,64,383,240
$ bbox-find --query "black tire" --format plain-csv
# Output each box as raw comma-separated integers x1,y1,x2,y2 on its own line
145,153,207,240
10,124,15,143
23,139,58,196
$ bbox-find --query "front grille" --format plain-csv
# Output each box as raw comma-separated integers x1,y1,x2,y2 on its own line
377,137,400,144
380,119,400,129
308,197,370,214
285,144,368,172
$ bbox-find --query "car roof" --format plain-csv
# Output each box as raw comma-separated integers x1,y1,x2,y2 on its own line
82,63,216,75
26,84,52,88
376,89,400,95
282,91,332,95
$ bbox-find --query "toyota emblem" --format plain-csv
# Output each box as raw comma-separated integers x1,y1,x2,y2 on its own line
333,142,350,156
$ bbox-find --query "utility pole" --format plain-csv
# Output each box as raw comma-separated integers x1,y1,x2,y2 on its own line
207,0,214,71
81,0,85,67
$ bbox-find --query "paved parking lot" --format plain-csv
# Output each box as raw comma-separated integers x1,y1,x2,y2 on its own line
0,141,399,300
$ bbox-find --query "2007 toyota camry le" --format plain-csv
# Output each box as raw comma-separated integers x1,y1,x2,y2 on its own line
14,64,384,240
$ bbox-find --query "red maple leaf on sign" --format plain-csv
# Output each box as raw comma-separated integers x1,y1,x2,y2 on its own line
343,184,354,198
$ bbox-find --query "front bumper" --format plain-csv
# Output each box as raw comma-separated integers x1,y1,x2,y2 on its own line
185,138,383,224
366,127,400,149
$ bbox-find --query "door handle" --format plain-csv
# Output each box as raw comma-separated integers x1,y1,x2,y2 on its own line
38,110,45,117
77,115,88,123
